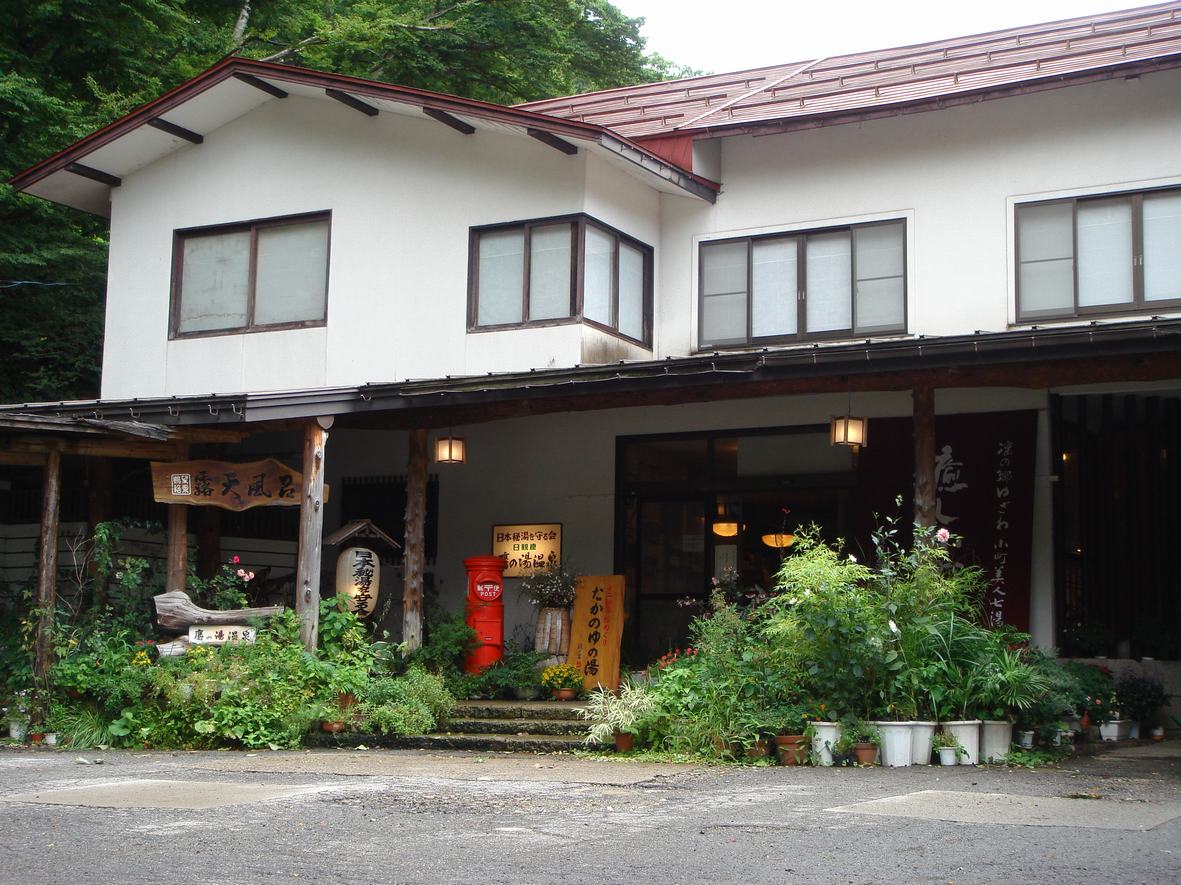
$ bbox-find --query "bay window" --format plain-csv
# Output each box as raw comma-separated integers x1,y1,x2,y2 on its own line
171,211,330,337
469,214,652,345
699,219,906,348
1016,187,1181,320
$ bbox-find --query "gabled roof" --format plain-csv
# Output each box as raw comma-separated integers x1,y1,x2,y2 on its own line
9,57,719,216
517,1,1181,140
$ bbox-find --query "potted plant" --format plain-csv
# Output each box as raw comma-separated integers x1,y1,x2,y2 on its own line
1115,672,1168,739
835,721,881,766
932,730,964,766
520,565,578,659
579,682,653,752
806,703,843,767
540,663,583,700
871,702,917,768
975,644,1050,763
771,704,809,766
4,691,31,742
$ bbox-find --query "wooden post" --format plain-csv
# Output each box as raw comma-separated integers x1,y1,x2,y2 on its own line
294,418,331,651
32,447,62,696
403,428,428,650
913,384,937,527
165,443,191,592
86,457,113,530
196,506,222,579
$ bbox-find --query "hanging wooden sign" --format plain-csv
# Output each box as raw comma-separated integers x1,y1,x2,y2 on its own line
566,575,625,692
150,458,329,512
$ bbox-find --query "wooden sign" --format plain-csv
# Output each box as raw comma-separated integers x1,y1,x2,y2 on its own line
566,575,625,691
150,458,329,511
187,624,256,645
491,523,561,577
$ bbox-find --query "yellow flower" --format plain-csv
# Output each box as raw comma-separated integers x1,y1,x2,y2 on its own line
131,650,152,667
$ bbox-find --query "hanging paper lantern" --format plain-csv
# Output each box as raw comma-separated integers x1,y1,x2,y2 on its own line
335,546,380,617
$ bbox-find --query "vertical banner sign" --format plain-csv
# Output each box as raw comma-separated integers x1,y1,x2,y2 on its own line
853,411,1037,631
567,576,625,691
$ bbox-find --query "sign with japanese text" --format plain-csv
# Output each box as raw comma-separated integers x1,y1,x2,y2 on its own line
567,576,625,691
491,523,561,578
187,624,256,645
335,547,380,617
150,459,329,512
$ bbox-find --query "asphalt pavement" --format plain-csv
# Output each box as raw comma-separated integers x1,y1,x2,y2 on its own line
0,742,1178,883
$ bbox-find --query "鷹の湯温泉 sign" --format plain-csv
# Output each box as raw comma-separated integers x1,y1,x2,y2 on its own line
150,458,329,512
491,523,561,577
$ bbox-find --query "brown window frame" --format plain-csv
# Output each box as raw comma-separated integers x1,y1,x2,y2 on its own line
467,213,654,348
697,219,908,351
169,210,332,340
1015,186,1181,323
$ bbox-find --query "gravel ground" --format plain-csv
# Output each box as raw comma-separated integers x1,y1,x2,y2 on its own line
0,742,1178,883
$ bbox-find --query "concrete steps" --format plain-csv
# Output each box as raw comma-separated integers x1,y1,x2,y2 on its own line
308,699,591,752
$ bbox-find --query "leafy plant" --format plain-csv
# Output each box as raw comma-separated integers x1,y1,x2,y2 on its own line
519,565,578,608
1114,672,1168,722
580,682,655,745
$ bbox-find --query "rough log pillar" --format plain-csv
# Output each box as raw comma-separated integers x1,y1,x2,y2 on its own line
32,447,62,699
913,384,937,527
165,443,190,592
402,428,428,650
295,418,331,650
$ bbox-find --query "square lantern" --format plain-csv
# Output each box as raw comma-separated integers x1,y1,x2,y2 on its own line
830,415,868,450
435,435,467,464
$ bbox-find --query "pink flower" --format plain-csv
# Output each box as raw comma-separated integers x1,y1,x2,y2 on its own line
936,528,951,543
237,568,246,578
232,555,240,564
246,571,255,582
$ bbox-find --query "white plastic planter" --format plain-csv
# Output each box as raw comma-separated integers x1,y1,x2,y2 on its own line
980,720,1013,762
810,722,842,766
1017,730,1036,749
942,720,981,765
910,721,936,765
874,721,914,767
938,746,959,766
8,720,27,742
1100,720,1133,741
1128,721,1140,740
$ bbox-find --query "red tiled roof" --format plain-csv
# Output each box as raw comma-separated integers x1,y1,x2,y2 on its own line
518,1,1181,140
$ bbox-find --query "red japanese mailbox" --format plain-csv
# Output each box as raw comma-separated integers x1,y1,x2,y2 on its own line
463,556,506,673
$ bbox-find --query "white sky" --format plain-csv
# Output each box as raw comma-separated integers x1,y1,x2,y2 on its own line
611,0,1139,73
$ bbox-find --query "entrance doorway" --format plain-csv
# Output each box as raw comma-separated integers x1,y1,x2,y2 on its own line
616,426,855,664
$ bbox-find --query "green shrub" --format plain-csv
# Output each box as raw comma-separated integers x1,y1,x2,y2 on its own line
356,667,454,736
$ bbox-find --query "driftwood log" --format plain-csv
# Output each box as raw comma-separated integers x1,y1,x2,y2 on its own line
153,590,284,632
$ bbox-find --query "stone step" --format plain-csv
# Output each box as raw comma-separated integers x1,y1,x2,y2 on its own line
444,717,586,736
308,730,586,753
453,700,586,722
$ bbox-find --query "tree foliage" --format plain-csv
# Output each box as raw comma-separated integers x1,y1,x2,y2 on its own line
0,0,692,402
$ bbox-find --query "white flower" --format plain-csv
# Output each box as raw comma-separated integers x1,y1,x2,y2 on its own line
888,619,900,635
848,554,857,563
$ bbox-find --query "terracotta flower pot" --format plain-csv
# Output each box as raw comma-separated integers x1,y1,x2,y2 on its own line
321,720,346,734
775,734,807,765
614,731,635,752
553,688,577,701
338,692,358,710
853,742,878,766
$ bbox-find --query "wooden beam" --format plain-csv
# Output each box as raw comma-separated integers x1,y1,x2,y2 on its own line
526,128,578,155
233,72,288,98
165,444,190,592
402,428,428,651
197,506,222,580
66,162,121,188
7,437,180,460
294,419,330,650
146,117,204,144
32,448,62,705
168,427,250,444
913,384,937,527
0,450,47,467
423,106,475,135
326,88,379,117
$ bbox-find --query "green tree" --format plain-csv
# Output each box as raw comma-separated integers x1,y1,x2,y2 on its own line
1,0,692,403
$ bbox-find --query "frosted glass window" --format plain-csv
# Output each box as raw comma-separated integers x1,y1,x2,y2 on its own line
178,231,250,333
854,223,905,331
1077,197,1133,307
1017,203,1074,315
584,225,615,326
618,242,645,340
751,238,796,338
701,240,748,344
477,229,525,326
254,221,329,325
528,225,573,320
805,231,852,333
1144,191,1181,302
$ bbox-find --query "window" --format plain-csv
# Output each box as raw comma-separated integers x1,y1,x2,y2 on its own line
1016,187,1181,320
699,220,906,348
469,214,652,345
171,212,330,337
